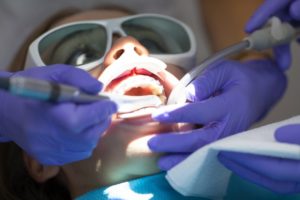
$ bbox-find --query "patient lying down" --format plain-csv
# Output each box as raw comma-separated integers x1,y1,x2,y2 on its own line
0,8,194,200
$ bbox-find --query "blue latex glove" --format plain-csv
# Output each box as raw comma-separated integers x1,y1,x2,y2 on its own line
218,124,300,194
246,0,300,70
0,65,117,165
148,59,286,170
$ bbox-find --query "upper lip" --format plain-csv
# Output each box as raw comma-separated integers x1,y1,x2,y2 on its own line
98,56,167,90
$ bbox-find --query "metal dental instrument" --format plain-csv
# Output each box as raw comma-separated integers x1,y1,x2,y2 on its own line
0,76,162,113
167,17,300,105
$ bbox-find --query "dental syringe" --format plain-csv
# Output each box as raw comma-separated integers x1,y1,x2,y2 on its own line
0,76,162,113
167,17,300,105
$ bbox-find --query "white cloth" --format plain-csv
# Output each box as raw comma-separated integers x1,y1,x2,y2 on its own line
0,0,211,70
166,115,300,199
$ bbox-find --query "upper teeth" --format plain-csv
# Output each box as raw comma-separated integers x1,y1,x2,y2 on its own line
113,75,164,95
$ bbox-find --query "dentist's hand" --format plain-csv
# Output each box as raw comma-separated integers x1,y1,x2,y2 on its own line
218,124,300,194
148,59,286,170
246,0,300,70
0,65,117,165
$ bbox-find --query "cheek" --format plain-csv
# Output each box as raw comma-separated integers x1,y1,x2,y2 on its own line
166,64,186,79
99,118,195,157
94,118,172,163
155,64,185,98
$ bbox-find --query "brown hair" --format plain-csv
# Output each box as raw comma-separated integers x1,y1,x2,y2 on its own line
0,143,70,200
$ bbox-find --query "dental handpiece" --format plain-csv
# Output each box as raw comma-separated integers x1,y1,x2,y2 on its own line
0,76,162,113
167,18,300,105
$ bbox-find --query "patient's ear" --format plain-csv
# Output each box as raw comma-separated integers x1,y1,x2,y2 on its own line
23,152,60,183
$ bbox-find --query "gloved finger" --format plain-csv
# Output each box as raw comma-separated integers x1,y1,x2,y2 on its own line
158,154,189,171
0,71,12,78
54,100,117,132
275,124,300,145
218,152,300,194
290,0,300,20
0,135,11,142
56,67,102,94
13,65,102,94
38,121,110,165
63,119,111,151
245,0,292,33
273,44,291,71
76,100,117,127
219,151,300,182
14,65,72,80
186,61,232,102
148,125,219,153
152,95,226,124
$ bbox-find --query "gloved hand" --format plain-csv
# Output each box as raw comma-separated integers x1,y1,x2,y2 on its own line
218,124,300,194
246,0,300,70
0,65,117,165
148,59,286,170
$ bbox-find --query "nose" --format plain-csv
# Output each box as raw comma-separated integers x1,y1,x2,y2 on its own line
103,36,149,67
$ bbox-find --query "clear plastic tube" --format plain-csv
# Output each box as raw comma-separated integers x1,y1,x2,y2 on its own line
167,40,250,105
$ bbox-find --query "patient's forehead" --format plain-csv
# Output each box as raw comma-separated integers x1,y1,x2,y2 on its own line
52,9,129,27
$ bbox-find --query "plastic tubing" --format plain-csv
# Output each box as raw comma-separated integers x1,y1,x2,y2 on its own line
167,40,250,105
167,18,300,105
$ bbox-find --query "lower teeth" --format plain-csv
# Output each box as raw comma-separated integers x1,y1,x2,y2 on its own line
108,75,167,114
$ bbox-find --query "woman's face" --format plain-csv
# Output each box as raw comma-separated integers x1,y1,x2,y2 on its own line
27,9,192,198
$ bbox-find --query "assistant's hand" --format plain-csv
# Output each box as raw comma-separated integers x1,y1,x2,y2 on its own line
148,59,286,170
0,65,117,165
218,124,300,194
246,0,300,70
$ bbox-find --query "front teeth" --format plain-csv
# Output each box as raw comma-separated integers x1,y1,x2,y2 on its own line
113,75,164,96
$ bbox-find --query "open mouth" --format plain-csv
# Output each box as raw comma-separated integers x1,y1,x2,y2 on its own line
98,55,179,119
103,67,171,119
105,67,167,104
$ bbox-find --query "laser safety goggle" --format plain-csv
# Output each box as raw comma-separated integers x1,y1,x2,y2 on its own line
25,13,197,71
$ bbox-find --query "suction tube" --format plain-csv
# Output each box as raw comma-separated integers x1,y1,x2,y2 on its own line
167,17,300,105
167,40,250,105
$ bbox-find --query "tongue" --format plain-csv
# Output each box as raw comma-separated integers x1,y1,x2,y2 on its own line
124,86,156,96
106,73,165,99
